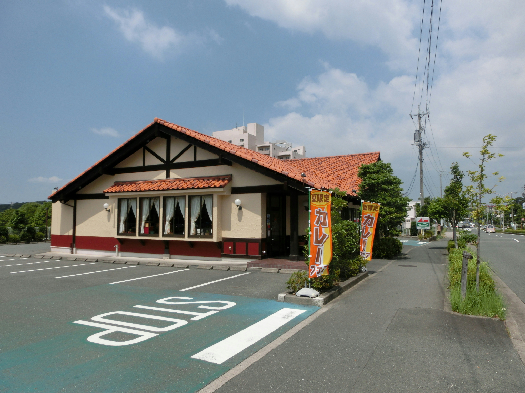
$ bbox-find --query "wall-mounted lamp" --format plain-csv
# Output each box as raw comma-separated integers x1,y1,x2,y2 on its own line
103,202,110,212
234,199,242,210
303,201,309,211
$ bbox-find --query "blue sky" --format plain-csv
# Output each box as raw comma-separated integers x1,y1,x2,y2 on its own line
1,0,524,204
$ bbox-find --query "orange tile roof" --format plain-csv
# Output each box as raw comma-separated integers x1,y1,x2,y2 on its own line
154,118,379,195
104,175,232,193
49,117,379,200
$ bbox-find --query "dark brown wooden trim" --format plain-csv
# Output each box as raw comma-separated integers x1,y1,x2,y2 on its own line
157,125,309,194
72,193,109,200
165,136,171,178
171,143,193,163
231,184,288,195
144,146,166,164
194,145,197,161
108,158,232,175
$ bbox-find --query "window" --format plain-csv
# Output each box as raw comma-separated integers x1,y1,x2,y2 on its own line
139,197,160,236
189,195,213,237
164,196,185,236
118,198,137,235
240,139,244,142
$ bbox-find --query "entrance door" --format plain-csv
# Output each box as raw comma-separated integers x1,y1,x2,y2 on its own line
266,194,286,257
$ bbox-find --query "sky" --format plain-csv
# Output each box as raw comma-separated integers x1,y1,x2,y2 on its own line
1,0,524,204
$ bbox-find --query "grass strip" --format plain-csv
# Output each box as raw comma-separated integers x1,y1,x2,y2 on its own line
448,247,506,319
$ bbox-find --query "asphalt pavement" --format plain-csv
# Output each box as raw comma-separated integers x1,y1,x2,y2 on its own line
210,239,525,393
2,239,525,392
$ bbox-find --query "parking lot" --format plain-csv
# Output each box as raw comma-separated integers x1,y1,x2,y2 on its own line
0,248,318,392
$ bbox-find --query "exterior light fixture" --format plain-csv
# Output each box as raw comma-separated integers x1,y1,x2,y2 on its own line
234,199,242,210
103,203,110,212
303,201,309,211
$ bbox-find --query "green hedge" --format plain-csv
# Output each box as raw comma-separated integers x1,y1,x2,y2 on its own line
372,237,403,259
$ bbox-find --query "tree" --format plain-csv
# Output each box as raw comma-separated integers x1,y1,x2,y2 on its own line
8,210,28,234
427,163,469,247
30,202,52,227
415,196,433,218
0,209,15,227
491,195,512,230
463,134,504,291
18,202,42,225
357,161,410,238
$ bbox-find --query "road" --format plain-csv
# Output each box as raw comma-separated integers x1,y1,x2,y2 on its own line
0,250,317,392
479,231,525,303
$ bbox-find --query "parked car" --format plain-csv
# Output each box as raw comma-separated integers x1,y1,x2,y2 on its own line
486,225,495,233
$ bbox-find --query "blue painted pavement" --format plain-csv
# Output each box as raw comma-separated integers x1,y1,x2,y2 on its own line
0,285,318,393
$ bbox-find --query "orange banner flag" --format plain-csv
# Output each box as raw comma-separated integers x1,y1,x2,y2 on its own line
309,190,332,278
360,201,380,261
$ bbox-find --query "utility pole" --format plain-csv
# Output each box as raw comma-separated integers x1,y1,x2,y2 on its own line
411,105,429,208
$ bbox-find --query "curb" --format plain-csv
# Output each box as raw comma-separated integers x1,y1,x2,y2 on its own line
277,271,369,307
10,253,308,275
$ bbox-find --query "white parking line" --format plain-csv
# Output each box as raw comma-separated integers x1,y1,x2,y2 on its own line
179,272,251,292
1,261,50,268
10,263,96,274
191,308,306,364
108,269,189,284
56,266,137,278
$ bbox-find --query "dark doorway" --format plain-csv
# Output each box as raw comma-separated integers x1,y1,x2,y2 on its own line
266,194,287,257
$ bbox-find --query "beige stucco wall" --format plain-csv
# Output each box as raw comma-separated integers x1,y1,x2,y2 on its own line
75,199,115,237
220,193,264,239
51,201,74,236
78,171,166,194
171,163,280,187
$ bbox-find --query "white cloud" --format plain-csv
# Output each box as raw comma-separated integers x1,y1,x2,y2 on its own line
224,0,419,69
91,127,120,138
103,5,221,59
29,176,63,183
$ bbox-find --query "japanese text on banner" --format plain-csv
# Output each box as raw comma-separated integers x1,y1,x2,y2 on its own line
309,190,332,278
360,201,380,261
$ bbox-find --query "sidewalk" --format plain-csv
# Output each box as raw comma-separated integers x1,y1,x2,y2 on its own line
210,239,525,392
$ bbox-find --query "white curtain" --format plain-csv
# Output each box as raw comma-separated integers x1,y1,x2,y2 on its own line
141,198,150,234
176,196,185,220
153,197,160,216
119,199,127,233
129,199,136,217
190,196,201,235
203,195,213,221
164,197,175,234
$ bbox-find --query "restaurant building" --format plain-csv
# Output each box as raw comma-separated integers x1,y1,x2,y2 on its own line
49,118,380,260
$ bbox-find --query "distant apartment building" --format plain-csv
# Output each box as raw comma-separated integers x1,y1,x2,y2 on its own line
212,123,306,160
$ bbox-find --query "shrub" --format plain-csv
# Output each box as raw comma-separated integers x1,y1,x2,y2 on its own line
24,226,36,240
334,255,367,280
458,230,477,244
372,237,403,259
35,232,45,242
424,230,433,239
19,230,32,243
410,221,418,236
447,240,456,253
9,234,20,244
38,226,48,238
0,226,8,242
0,235,6,244
286,270,309,294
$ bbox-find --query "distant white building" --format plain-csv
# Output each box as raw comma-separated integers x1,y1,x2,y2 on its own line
213,123,306,160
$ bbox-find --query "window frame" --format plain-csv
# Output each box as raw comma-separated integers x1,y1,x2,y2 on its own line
163,196,186,238
188,194,213,238
138,196,161,237
117,197,138,236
